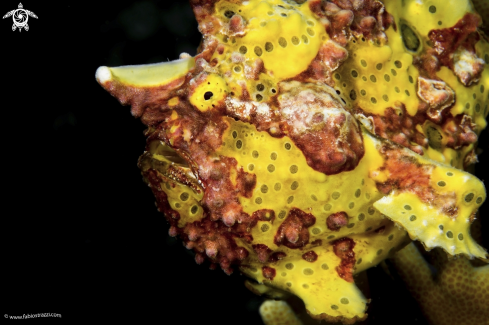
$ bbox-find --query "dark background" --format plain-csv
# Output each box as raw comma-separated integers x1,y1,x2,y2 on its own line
2,1,488,323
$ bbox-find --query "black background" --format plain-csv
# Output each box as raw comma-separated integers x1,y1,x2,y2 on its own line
2,1,488,323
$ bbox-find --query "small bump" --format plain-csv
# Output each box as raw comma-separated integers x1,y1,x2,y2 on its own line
290,181,299,190
371,97,377,104
191,205,199,214
370,75,377,82
476,197,483,204
302,284,309,289
347,223,355,228
377,249,383,256
287,196,294,204
303,268,314,275
306,20,315,26
350,89,357,100
236,140,243,149
312,227,321,235
357,258,362,264
382,94,389,102
439,225,444,230
391,69,397,76
447,172,453,176
438,21,442,25
239,46,247,54
362,76,367,81
368,207,375,215
332,192,341,200
409,215,417,221
358,213,365,221
324,203,332,211
265,42,274,52
395,86,400,93
255,197,263,204
256,84,265,91
180,192,190,201
335,73,341,80
267,164,275,172
252,150,259,158
348,202,354,209
278,37,287,48
290,165,298,174
286,282,292,287
285,263,294,270
409,76,414,83
465,193,474,203
429,5,436,13
261,184,269,194
331,305,338,310
405,90,410,96
355,189,361,198
340,298,349,304
321,263,329,270
351,70,358,78
307,28,315,36
278,210,286,219
475,103,481,113
311,195,318,201
291,36,300,45
458,233,464,240
384,74,390,82
233,66,241,73
281,272,286,276
327,235,335,239
284,142,291,150
301,35,309,44
361,60,367,67
394,60,402,69
232,131,238,138
376,63,383,70
404,205,412,210
360,89,367,96
446,231,453,238
254,46,263,56
248,164,255,171
270,152,278,160
481,85,485,93
174,202,181,209
274,183,282,191
261,224,270,232
388,234,394,241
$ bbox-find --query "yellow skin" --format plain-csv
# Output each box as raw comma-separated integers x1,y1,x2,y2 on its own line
96,0,489,323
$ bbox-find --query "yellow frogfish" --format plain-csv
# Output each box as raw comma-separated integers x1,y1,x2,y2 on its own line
96,0,489,323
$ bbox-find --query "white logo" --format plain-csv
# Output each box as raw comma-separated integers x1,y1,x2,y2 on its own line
3,3,37,32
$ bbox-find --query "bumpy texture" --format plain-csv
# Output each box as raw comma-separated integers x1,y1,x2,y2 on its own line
96,0,489,323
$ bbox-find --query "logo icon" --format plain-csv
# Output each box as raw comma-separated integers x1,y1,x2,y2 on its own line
3,3,37,32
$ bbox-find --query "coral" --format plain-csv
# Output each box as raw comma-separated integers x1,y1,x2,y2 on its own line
95,0,489,323
389,242,489,325
260,300,303,325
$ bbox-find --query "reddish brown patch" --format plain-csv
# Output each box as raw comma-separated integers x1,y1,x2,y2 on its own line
262,266,276,280
228,14,246,35
269,252,287,263
290,114,365,175
253,244,273,263
355,105,428,155
236,168,257,198
252,209,276,223
326,212,349,231
311,239,323,247
441,115,478,150
274,208,316,249
302,251,318,262
428,13,481,68
296,41,348,86
333,237,356,283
